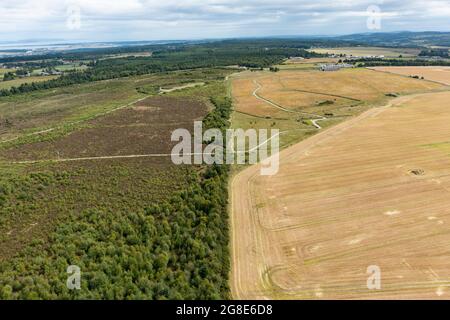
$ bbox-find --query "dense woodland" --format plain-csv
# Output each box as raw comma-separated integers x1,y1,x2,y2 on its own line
350,58,450,67
0,41,324,97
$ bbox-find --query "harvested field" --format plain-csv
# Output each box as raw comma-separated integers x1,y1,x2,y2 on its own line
1,96,207,162
308,47,420,57
284,58,339,65
371,66,450,85
231,90,450,299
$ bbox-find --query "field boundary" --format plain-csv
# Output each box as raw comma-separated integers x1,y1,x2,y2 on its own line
367,67,450,87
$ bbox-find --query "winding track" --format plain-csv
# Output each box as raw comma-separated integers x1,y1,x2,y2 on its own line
230,94,422,299
9,130,285,164
252,80,327,129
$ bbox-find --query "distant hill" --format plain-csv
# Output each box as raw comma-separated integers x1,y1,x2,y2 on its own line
332,31,450,48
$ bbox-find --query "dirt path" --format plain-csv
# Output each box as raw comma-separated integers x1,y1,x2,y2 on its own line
159,82,205,94
230,94,418,299
9,131,286,164
252,80,327,129
252,80,297,114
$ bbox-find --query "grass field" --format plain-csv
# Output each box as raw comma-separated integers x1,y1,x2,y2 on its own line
100,52,153,60
1,96,207,162
308,46,420,57
370,66,450,85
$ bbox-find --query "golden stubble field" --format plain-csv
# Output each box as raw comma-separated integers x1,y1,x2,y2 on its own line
307,47,420,57
371,66,450,85
230,68,450,299
231,68,441,118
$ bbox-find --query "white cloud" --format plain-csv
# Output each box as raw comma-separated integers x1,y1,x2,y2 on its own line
0,0,448,42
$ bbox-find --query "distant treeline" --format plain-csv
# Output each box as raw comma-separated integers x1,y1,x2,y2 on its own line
0,38,348,64
349,58,450,67
0,41,324,97
335,31,450,48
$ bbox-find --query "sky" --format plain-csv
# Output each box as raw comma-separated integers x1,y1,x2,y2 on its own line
1,0,450,43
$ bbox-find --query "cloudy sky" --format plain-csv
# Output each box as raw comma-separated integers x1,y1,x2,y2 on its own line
1,0,449,43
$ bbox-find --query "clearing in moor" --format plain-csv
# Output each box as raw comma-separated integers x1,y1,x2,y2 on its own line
230,67,450,299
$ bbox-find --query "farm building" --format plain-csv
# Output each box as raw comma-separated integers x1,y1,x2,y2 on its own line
319,63,353,72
